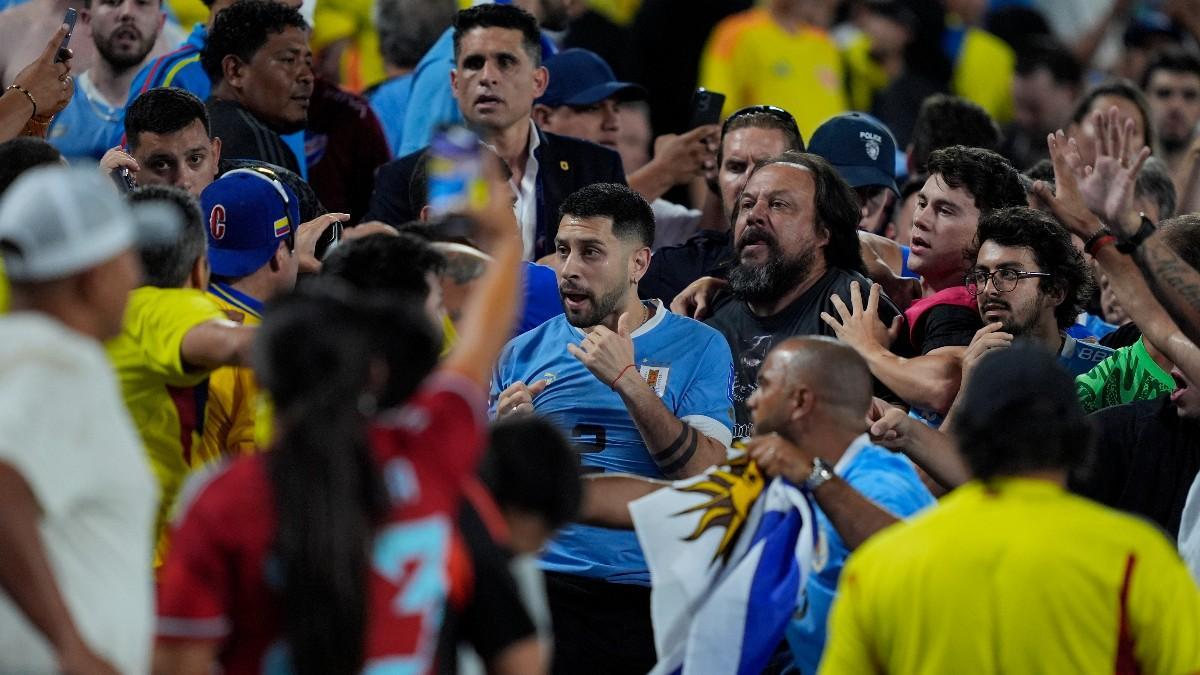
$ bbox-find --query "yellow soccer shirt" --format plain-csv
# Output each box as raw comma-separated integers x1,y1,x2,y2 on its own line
699,8,847,140
198,282,263,465
821,478,1200,675
105,286,226,564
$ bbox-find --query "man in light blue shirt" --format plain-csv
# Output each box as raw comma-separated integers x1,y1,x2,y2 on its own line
397,0,563,156
491,183,734,673
48,0,164,160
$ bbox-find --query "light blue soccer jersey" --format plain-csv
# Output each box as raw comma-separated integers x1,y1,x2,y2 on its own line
1058,333,1114,376
787,437,935,674
47,72,123,161
491,300,735,584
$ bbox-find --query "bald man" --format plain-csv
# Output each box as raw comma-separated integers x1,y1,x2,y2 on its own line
581,337,934,673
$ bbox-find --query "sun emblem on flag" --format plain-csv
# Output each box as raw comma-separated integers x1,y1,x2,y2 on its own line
673,454,765,564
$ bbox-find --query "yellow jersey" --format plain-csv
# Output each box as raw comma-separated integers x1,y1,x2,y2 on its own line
821,478,1200,674
105,286,225,564
198,282,263,465
699,8,847,140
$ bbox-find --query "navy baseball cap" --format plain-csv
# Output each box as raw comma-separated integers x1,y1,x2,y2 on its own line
201,168,300,278
536,48,646,107
808,113,899,195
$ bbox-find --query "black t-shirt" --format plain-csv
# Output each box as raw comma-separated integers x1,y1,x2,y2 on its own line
1100,321,1142,350
705,267,901,436
915,304,982,354
205,98,301,175
638,230,734,304
436,500,537,674
1071,396,1200,539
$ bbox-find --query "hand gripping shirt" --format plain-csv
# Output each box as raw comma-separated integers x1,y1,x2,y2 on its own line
491,300,735,584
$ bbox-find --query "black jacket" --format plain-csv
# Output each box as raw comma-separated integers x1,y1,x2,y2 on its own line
364,124,626,257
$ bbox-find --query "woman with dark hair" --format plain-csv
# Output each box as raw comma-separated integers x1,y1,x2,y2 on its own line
152,181,524,675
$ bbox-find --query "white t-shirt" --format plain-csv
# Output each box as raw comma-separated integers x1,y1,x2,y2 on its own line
0,313,157,674
1179,472,1200,584
650,198,702,252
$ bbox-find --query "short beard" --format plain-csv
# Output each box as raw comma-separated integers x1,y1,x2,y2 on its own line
95,34,154,73
562,282,626,328
728,247,817,305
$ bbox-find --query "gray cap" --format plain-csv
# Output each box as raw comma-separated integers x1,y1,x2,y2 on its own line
0,165,178,282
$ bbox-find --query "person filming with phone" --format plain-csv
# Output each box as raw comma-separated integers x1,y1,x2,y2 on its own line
0,23,76,142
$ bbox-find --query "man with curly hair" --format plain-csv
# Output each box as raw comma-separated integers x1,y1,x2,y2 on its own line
201,0,311,175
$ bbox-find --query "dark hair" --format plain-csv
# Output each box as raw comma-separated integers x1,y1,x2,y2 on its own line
258,283,438,675
377,0,455,69
558,183,655,248
742,151,867,275
125,87,211,149
909,95,1002,173
201,0,309,82
1069,79,1158,151
480,417,581,530
926,145,1027,214
1015,36,1083,87
1135,156,1177,220
1024,158,1055,183
127,185,205,288
1158,213,1200,270
321,232,446,297
452,4,541,67
0,137,62,197
717,107,805,171
1140,47,1200,90
970,206,1092,329
954,345,1092,480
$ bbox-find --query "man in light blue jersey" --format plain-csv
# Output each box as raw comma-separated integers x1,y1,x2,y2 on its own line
491,182,734,674
47,0,163,160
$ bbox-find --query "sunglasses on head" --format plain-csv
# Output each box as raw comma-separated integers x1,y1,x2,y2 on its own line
721,105,802,143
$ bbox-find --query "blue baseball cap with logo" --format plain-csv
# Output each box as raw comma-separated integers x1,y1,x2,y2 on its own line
536,48,646,108
808,112,899,195
200,168,300,278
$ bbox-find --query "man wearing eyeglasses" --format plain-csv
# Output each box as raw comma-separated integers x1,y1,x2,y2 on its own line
933,206,1114,433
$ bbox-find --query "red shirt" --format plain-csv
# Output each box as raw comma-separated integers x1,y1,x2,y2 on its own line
157,371,486,674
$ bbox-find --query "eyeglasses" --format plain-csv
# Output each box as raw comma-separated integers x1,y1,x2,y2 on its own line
721,105,803,147
965,268,1051,296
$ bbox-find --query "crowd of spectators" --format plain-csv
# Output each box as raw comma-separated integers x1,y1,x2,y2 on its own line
1,0,1200,673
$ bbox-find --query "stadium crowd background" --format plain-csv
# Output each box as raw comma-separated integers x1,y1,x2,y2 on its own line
1,0,1200,673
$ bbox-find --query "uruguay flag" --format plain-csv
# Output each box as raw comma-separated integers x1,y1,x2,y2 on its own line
630,456,818,675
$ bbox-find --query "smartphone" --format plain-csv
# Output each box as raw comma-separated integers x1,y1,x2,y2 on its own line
427,125,488,218
687,88,726,129
54,8,77,64
109,167,135,193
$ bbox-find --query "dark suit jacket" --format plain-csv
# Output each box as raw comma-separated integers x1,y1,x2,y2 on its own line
364,124,626,258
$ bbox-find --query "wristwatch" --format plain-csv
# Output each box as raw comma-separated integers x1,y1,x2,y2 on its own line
1116,214,1156,255
804,457,835,492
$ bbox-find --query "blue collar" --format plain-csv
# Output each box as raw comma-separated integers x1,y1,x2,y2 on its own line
187,23,207,50
208,281,263,319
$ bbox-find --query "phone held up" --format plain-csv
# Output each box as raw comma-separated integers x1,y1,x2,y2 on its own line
55,8,77,64
427,125,491,240
687,87,726,130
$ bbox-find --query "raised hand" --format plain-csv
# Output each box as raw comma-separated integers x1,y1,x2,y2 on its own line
1032,131,1104,240
670,276,727,320
820,281,902,352
959,322,1013,384
567,311,638,388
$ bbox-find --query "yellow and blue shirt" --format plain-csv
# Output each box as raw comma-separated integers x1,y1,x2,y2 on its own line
104,286,225,564
199,281,264,464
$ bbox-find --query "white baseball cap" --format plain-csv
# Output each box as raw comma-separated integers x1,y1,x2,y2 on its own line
0,165,179,282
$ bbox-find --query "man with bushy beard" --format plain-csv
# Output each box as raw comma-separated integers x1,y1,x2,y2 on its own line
46,0,164,160
490,182,735,675
704,151,901,438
